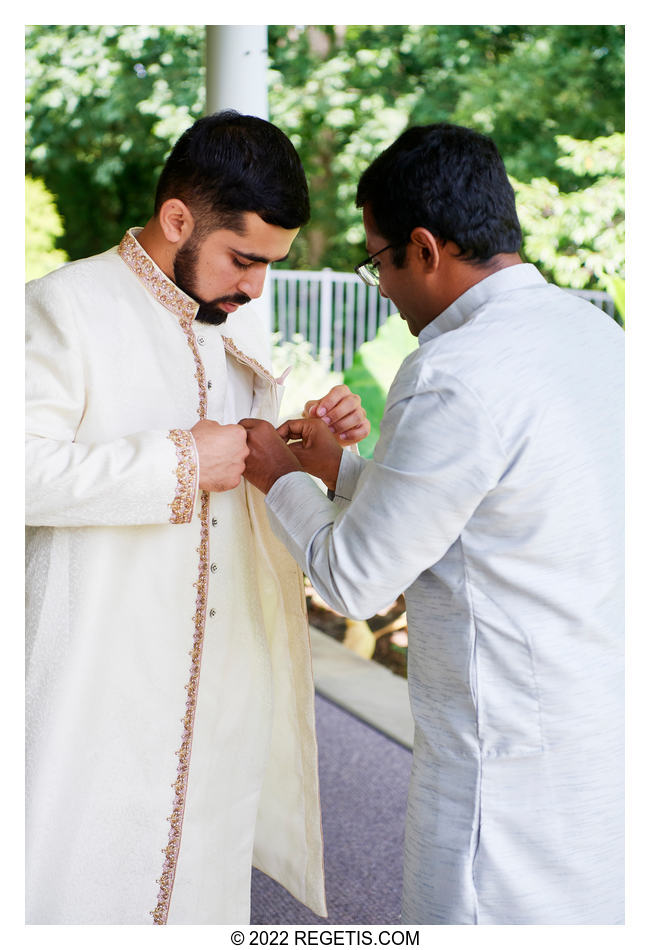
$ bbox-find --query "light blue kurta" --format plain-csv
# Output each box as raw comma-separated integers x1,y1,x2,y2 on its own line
266,264,624,924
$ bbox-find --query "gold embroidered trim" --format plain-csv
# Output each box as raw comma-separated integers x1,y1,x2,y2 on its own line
151,489,210,924
222,335,275,383
118,230,198,326
151,273,210,925
187,339,209,421
167,430,197,524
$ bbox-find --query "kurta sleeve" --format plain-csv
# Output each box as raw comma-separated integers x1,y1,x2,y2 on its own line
266,368,506,619
26,281,199,528
332,449,368,504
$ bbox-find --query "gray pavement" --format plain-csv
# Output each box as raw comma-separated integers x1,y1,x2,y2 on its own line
309,627,413,750
250,629,414,924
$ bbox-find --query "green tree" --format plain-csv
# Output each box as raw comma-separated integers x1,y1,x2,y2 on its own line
25,176,68,281
26,25,624,277
512,133,624,303
267,24,625,271
25,25,205,261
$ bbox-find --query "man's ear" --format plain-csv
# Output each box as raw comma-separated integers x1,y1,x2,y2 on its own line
410,227,441,273
158,198,195,246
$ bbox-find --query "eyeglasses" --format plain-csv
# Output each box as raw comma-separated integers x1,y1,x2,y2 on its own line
354,243,397,287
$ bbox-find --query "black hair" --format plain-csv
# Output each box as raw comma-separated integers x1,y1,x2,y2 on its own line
155,110,310,234
356,123,521,266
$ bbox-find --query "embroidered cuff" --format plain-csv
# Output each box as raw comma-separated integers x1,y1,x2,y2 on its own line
167,429,199,524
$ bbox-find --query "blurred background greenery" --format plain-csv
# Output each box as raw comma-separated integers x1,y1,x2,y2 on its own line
26,24,624,297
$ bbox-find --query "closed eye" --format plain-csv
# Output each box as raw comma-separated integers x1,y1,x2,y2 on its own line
233,257,254,270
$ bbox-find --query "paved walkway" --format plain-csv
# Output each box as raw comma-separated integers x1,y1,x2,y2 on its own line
309,627,413,750
251,629,414,925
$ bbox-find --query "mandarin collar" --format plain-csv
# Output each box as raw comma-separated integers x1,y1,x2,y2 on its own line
118,228,199,327
418,263,546,347
118,228,276,385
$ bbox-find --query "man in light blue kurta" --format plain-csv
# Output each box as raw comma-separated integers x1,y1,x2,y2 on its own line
240,124,624,924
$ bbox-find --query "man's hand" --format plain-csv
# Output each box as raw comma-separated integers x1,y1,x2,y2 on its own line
239,418,303,495
303,385,370,445
190,419,249,492
277,417,344,493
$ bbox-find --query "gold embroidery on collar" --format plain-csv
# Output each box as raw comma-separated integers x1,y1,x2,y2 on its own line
222,335,274,383
118,230,198,326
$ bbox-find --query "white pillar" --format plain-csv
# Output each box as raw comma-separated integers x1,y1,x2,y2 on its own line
205,25,272,330
205,25,269,118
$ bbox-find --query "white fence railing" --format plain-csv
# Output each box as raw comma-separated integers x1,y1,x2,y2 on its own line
268,269,617,372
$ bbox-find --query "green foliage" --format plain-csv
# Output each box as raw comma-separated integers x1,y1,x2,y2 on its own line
602,275,625,327
267,25,624,271
512,133,624,297
25,25,624,284
25,176,68,281
25,25,205,261
343,314,417,458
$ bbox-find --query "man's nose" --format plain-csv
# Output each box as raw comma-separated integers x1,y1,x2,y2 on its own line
237,266,267,300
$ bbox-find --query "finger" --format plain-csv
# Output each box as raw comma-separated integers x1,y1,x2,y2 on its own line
276,422,292,442
319,394,363,426
311,385,352,420
302,400,318,418
336,422,370,443
277,417,311,442
287,441,316,467
327,406,367,433
238,418,257,429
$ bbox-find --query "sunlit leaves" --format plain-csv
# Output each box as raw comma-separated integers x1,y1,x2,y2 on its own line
25,25,204,260
513,134,624,292
25,24,624,286
25,177,68,281
267,24,624,275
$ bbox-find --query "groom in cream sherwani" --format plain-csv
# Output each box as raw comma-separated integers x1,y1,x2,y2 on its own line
25,110,368,924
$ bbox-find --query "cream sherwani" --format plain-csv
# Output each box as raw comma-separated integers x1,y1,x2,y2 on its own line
266,265,624,924
25,230,326,924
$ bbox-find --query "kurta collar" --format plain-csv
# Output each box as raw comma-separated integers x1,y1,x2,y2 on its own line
418,263,546,346
118,228,199,327
118,229,277,385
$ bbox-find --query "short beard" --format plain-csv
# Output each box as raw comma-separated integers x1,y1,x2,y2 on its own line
173,234,250,325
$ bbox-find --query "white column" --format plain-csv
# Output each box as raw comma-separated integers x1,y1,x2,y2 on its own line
205,25,272,330
205,25,269,118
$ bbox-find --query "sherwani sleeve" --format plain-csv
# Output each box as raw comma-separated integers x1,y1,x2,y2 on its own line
26,281,199,527
266,370,506,619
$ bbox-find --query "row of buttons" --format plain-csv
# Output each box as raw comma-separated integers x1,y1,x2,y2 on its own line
199,331,219,624
209,511,218,617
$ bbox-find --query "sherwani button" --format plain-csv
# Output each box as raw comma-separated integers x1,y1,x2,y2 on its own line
207,380,212,389
209,608,216,618
210,563,217,573
211,518,218,527
197,336,206,345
